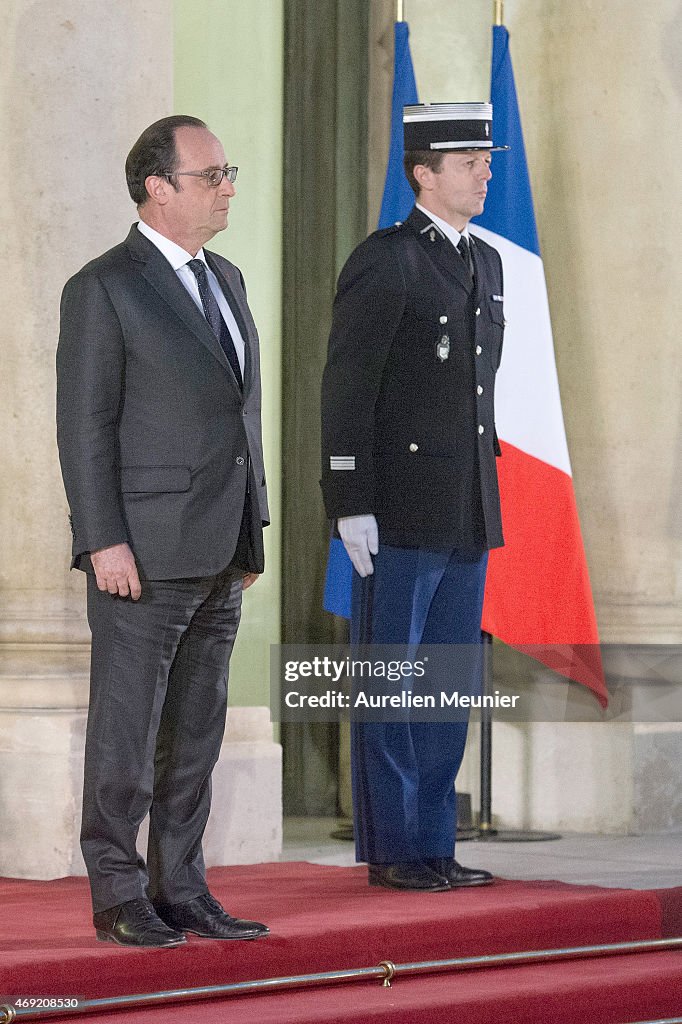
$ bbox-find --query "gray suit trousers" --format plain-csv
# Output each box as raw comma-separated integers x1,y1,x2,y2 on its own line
82,564,243,913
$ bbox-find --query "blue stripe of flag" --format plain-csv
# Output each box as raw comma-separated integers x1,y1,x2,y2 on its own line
473,25,540,257
378,21,420,228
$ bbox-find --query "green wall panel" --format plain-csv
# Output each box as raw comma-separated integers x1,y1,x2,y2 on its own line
174,1,283,708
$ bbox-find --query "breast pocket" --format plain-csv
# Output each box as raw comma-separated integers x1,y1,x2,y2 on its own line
486,299,505,371
411,298,442,340
410,290,434,312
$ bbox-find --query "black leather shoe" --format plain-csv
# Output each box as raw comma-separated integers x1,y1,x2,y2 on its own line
94,898,186,947
368,861,450,891
425,858,494,888
154,892,269,940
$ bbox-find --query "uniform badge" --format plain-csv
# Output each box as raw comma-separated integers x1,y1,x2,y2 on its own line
436,334,450,361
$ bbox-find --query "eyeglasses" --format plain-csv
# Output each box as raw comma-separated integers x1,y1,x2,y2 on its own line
166,165,238,187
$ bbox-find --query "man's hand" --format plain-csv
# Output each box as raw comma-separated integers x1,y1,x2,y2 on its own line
90,543,142,600
242,572,260,590
338,515,379,577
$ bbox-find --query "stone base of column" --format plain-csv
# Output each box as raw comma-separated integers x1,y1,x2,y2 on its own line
136,706,283,867
0,644,89,879
456,645,682,835
0,644,282,880
205,706,283,866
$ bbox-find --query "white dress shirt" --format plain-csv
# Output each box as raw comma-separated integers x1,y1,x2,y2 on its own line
136,220,245,375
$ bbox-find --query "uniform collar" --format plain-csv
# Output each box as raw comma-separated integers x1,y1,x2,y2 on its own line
415,204,469,249
404,207,475,296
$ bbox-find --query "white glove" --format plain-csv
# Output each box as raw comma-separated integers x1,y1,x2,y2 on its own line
338,515,379,577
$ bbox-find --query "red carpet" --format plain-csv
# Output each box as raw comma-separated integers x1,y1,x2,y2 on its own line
1,863,681,1022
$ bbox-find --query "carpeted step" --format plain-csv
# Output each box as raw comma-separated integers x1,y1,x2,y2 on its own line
13,951,682,1024
1,863,679,1005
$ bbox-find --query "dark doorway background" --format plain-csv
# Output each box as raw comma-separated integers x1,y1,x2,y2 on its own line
281,0,370,814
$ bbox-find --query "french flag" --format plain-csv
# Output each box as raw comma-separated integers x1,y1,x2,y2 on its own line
472,24,606,705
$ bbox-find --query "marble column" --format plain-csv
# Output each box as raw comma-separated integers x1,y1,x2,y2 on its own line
0,0,174,878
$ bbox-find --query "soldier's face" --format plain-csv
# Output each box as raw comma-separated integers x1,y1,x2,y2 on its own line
421,151,492,228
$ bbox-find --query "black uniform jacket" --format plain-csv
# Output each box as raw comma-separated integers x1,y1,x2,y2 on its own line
321,206,504,551
57,224,269,580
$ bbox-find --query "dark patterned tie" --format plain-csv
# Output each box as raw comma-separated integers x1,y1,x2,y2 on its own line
187,259,243,388
456,235,475,279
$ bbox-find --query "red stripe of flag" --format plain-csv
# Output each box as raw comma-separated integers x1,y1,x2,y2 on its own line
483,442,607,705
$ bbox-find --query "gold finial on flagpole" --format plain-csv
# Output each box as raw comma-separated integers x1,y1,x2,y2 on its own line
494,0,504,25
397,0,405,22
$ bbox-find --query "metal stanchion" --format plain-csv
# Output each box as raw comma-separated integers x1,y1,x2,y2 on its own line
459,633,561,843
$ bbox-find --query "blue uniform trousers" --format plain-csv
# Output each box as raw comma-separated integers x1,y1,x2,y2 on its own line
350,544,488,864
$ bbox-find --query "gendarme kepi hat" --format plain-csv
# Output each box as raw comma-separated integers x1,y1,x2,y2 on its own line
403,103,509,152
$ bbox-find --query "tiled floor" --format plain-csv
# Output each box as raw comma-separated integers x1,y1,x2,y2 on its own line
282,817,682,890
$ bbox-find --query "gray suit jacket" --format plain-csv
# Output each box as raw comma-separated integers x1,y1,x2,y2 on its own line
57,224,269,579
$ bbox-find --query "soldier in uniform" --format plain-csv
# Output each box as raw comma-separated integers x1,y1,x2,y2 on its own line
320,103,508,891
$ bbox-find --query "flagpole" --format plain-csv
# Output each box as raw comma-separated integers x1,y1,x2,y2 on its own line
462,0,564,848
397,0,404,22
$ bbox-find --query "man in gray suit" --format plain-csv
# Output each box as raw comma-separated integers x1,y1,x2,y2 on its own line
57,115,269,947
